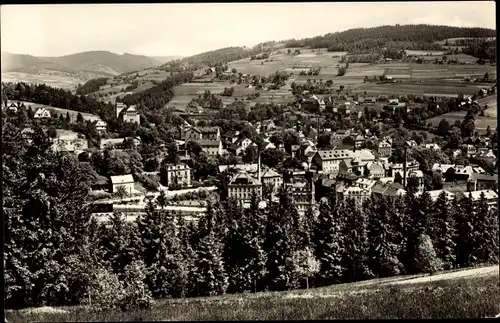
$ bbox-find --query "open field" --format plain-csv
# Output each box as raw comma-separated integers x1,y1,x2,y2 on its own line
7,265,499,322
2,72,81,90
10,100,102,122
427,109,497,134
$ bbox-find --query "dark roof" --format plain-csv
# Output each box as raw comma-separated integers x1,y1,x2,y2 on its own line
196,139,221,147
470,173,498,182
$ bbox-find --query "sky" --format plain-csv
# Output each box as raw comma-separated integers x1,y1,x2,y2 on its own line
1,2,496,58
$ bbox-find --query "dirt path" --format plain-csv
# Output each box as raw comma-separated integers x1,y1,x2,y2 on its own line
386,265,498,286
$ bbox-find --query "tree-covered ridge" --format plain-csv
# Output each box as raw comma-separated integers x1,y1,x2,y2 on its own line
284,24,496,52
162,47,265,71
118,71,194,111
76,77,109,95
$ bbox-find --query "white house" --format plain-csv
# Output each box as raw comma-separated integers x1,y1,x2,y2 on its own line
95,120,107,133
34,108,51,119
110,174,135,195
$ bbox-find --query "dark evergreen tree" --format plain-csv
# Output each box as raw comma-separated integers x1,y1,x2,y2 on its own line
313,192,345,285
431,192,456,269
454,195,475,268
341,198,373,282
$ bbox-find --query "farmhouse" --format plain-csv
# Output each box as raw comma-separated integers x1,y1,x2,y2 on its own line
100,138,126,150
110,174,135,195
34,107,51,119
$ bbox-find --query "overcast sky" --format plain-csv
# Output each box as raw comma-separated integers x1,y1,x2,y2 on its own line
1,2,496,57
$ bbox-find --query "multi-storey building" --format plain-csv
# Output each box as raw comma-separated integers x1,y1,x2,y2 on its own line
162,163,191,186
228,171,262,203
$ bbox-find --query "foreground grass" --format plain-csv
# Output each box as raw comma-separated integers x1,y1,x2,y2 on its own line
7,275,499,322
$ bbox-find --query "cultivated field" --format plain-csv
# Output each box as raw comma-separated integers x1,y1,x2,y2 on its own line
2,72,81,90
7,265,499,321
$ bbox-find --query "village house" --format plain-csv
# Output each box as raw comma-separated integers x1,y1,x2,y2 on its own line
228,171,262,203
234,137,255,151
261,168,283,189
261,120,275,132
285,181,315,214
51,129,88,154
312,149,354,175
352,149,376,162
371,181,406,198
462,144,477,158
405,140,418,148
162,163,192,186
467,173,498,192
424,143,441,151
377,140,392,157
100,138,127,150
34,107,51,119
197,139,223,156
330,129,351,146
122,105,141,124
336,183,371,205
95,120,107,134
463,189,498,206
110,174,135,195
366,161,386,179
185,104,204,115
227,143,244,156
185,126,221,141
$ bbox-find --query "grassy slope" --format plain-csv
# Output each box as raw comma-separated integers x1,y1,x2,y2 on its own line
7,265,499,322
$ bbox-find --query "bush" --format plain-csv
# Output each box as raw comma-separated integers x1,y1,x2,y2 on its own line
120,261,154,311
84,267,126,309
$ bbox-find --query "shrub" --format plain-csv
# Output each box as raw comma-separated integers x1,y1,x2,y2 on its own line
84,267,126,309
120,261,154,311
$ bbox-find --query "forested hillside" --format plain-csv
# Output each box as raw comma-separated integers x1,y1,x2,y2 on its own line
284,25,496,52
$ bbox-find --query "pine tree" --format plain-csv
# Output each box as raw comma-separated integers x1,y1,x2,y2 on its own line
176,213,197,297
414,234,442,274
313,191,345,285
264,189,301,291
431,192,456,269
192,205,228,297
454,195,475,268
135,201,185,298
469,192,499,265
341,198,373,282
366,196,404,278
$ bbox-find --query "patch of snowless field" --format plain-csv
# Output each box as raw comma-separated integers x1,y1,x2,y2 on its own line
301,60,323,63
295,54,317,58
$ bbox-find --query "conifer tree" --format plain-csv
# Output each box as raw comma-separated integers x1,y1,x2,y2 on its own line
341,198,373,282
176,213,197,297
469,192,499,264
366,196,404,277
192,205,228,297
454,195,475,268
432,192,456,269
415,234,442,274
264,189,301,291
313,192,345,285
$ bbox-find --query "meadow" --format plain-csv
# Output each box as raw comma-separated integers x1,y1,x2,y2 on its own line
11,100,102,123
7,267,499,322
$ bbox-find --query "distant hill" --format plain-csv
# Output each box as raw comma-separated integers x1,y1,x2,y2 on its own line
284,24,496,52
1,51,164,76
149,55,184,64
161,24,496,70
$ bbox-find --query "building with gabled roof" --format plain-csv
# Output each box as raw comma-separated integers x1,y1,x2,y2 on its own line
261,168,283,189
311,149,354,175
228,171,262,203
34,107,51,119
110,174,135,194
197,139,223,156
462,189,498,206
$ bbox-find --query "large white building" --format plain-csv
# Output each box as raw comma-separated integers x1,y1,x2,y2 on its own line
312,149,354,174
228,171,262,203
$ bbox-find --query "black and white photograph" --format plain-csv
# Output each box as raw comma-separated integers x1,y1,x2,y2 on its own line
1,2,498,321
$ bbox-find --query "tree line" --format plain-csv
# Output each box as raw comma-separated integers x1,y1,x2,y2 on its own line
76,77,109,95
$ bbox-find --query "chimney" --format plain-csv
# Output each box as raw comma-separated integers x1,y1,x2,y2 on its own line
258,149,261,183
